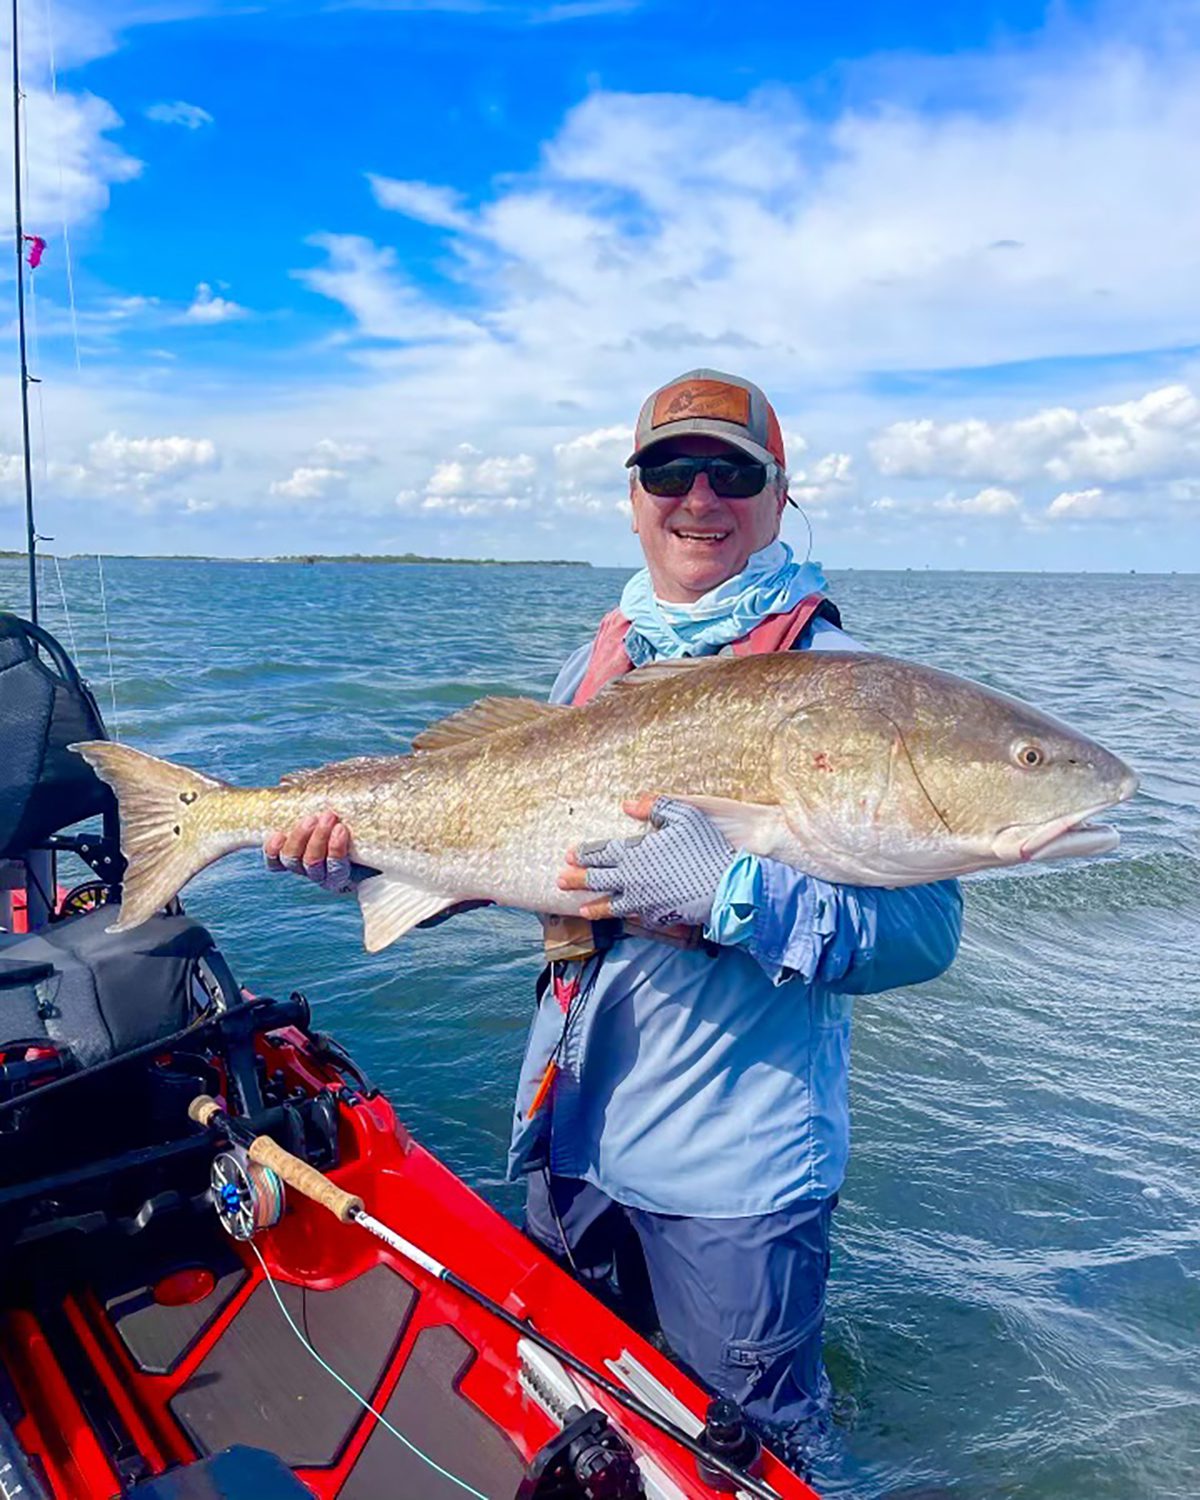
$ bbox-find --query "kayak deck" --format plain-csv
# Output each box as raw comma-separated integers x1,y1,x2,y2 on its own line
0,1026,818,1499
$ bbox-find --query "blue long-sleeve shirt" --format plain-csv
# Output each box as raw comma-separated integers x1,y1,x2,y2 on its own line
507,618,963,1217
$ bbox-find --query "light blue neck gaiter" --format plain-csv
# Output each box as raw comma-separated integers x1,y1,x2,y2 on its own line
619,541,828,661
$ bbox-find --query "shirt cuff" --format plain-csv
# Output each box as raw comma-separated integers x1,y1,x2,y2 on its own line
704,851,762,948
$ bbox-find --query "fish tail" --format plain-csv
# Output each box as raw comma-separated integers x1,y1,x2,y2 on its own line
71,741,233,931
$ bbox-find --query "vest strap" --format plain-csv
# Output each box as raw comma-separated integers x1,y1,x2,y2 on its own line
573,608,634,707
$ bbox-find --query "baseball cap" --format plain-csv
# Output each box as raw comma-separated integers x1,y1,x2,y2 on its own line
626,369,787,472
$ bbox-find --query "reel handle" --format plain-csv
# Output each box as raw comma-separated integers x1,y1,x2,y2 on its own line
189,1093,364,1224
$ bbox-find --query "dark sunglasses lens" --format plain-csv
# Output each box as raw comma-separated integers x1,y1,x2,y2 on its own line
640,459,698,497
709,460,767,497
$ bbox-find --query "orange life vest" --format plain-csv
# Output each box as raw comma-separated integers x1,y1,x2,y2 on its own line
573,592,835,706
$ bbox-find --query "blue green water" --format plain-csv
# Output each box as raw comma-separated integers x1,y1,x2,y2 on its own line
3,558,1198,1499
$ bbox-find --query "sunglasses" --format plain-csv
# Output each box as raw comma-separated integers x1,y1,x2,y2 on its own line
637,455,773,500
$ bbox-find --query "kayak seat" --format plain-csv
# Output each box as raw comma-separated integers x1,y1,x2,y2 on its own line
0,906,215,1069
0,612,114,861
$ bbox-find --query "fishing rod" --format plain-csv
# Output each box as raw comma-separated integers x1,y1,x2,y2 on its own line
10,0,38,624
188,1094,781,1500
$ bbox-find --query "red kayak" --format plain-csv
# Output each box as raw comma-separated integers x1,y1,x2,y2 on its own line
0,992,819,1500
0,610,820,1500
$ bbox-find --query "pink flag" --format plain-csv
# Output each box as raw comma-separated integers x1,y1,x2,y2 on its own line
24,235,46,269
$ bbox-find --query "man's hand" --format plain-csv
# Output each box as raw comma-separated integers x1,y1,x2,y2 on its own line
264,809,357,895
558,794,735,929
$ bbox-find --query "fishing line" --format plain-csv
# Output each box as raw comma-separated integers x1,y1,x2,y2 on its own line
21,201,79,669
196,1096,781,1500
51,553,77,658
246,1240,492,1500
17,77,51,497
20,174,69,660
95,553,120,739
36,0,82,372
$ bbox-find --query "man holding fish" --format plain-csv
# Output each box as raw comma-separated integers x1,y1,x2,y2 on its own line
269,370,961,1465
80,370,1136,1469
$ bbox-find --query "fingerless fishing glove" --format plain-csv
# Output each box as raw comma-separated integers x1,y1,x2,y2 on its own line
574,797,736,929
265,849,359,895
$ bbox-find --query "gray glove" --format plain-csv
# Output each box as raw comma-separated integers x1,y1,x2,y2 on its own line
574,797,735,929
264,850,375,895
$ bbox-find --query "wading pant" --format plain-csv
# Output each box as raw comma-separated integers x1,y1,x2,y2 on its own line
525,1173,835,1450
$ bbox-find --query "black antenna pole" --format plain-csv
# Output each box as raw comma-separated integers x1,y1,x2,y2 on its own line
11,0,37,623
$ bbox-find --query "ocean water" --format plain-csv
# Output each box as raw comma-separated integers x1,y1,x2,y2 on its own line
2,557,1197,1500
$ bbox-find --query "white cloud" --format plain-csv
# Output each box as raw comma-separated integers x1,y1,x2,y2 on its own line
269,466,347,501
15,8,1200,567
181,283,248,324
271,28,1200,563
790,452,856,511
1046,487,1132,520
310,438,375,467
552,425,629,512
395,445,538,516
934,486,1023,516
0,85,140,231
310,46,1200,377
295,234,479,343
145,101,213,130
367,175,473,230
86,432,218,493
871,384,1200,485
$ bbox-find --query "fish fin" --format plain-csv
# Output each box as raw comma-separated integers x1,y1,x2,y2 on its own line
412,696,561,751
669,795,790,857
357,874,460,952
69,741,228,933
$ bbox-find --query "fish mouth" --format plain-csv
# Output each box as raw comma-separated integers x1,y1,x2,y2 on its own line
1022,819,1121,862
992,774,1138,866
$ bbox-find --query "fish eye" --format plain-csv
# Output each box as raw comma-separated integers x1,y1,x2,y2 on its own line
1014,742,1045,769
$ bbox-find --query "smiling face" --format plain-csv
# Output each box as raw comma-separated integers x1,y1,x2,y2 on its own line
630,434,788,602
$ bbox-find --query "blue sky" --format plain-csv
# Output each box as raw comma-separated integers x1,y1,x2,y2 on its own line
2,0,1199,568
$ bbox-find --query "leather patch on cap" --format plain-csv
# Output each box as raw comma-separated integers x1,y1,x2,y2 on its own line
651,379,751,431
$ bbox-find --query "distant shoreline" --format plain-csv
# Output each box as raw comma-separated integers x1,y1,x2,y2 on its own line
7,552,591,567
1,551,1196,575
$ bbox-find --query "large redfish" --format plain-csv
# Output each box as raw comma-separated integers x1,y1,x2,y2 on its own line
73,652,1137,952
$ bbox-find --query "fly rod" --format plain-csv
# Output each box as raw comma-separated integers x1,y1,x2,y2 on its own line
188,1094,780,1500
10,0,38,623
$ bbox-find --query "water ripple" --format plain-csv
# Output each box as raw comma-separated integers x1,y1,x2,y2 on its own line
2,559,1197,1499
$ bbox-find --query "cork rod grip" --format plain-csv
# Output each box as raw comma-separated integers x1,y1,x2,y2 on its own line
188,1094,224,1129
248,1135,364,1223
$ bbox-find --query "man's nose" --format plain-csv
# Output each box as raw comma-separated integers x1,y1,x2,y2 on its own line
681,473,724,511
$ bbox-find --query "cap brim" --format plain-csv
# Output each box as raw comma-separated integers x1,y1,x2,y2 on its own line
626,418,777,470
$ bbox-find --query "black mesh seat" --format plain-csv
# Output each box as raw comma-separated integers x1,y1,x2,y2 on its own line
0,906,215,1068
0,612,114,861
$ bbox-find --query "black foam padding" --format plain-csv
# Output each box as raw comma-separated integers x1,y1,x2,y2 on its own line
105,1250,249,1376
0,909,214,1067
129,1444,313,1498
339,1325,526,1500
170,1265,415,1469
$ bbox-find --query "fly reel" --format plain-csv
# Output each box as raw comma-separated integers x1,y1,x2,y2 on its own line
211,1146,285,1240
